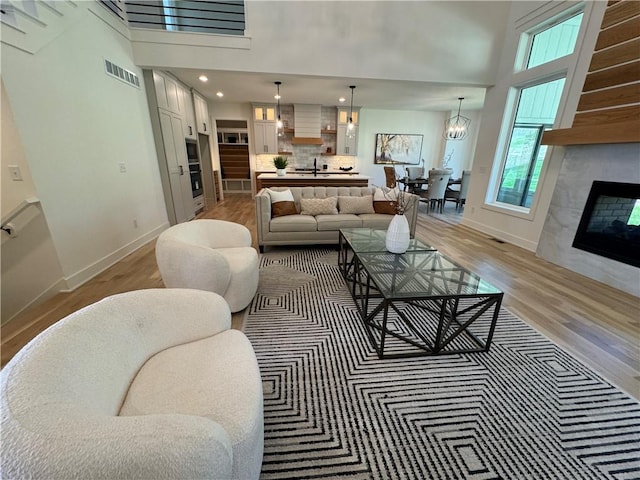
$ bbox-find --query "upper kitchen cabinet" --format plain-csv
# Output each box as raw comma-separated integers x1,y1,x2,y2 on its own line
153,71,181,115
336,107,360,156
252,104,278,154
193,92,210,135
178,84,197,140
254,104,276,122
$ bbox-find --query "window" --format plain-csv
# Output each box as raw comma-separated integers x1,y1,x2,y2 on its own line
527,13,583,69
496,78,565,207
491,11,583,211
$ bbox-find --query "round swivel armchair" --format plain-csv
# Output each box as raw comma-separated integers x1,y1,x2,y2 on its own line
156,220,259,312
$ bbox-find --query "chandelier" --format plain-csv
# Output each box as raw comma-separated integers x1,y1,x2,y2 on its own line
444,97,471,140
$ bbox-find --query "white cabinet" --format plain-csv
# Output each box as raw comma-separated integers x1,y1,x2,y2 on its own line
337,125,358,155
158,109,195,223
179,84,197,140
253,105,276,122
153,71,181,115
336,107,360,156
252,104,278,154
193,92,210,135
254,122,278,154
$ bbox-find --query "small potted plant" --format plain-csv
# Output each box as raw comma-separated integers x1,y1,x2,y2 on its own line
273,156,288,176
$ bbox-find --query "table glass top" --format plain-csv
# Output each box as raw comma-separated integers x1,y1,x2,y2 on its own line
356,250,502,299
340,228,434,254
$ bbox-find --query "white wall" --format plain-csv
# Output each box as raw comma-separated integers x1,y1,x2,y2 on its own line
133,1,509,87
439,110,482,177
356,109,446,188
461,1,606,251
1,4,169,315
1,82,65,322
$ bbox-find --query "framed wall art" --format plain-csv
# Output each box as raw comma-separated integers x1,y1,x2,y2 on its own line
374,133,423,165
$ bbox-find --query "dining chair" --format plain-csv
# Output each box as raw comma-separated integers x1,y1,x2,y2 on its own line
419,169,451,213
384,166,397,188
405,167,424,180
445,170,471,212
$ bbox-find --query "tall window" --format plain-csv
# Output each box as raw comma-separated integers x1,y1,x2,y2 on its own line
493,11,583,210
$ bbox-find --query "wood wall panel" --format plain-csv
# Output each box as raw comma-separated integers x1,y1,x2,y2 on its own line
543,0,640,145
601,0,640,28
573,104,640,126
582,60,640,91
589,38,640,71
542,120,640,145
595,15,640,50
577,84,640,111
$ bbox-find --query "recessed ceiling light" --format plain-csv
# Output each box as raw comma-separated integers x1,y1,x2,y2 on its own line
339,97,346,103
216,91,224,98
198,75,208,82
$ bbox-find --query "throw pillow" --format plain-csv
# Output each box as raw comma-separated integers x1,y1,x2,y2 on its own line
272,201,298,217
266,188,297,218
373,200,398,215
373,186,400,201
266,188,294,203
300,197,338,216
338,195,375,214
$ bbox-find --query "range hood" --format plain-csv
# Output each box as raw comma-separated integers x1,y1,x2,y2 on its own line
291,104,323,145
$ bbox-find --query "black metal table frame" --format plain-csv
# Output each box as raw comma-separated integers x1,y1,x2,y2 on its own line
338,230,503,359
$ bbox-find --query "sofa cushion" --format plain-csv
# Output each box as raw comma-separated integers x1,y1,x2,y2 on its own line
119,329,263,479
270,214,318,232
300,197,338,216
338,195,375,214
316,214,362,231
373,200,398,214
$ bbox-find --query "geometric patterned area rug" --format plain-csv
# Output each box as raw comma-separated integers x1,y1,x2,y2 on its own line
243,248,640,480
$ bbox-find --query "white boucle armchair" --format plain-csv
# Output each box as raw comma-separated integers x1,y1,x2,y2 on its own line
0,288,264,480
155,219,259,312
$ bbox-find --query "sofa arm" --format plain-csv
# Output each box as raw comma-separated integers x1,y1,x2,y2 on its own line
255,189,272,246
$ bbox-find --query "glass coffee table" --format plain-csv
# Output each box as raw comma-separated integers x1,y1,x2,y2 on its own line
339,228,503,359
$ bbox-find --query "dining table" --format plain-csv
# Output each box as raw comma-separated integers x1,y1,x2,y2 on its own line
398,176,461,194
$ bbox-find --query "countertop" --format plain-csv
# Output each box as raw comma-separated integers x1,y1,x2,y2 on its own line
257,172,370,180
258,169,360,175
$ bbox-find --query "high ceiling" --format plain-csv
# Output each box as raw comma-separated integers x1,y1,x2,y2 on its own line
143,1,512,113
168,68,487,112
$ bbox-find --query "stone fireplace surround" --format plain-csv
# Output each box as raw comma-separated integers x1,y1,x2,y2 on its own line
537,143,640,297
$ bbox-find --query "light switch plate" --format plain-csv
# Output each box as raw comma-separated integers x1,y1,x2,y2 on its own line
8,165,23,181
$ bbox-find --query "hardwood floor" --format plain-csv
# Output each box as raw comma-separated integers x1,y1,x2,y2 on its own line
2,194,638,399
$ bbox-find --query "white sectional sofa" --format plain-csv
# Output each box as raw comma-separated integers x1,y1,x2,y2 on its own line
255,186,418,251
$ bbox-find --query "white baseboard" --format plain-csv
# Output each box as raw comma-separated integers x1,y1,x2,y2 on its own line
461,218,538,252
63,223,169,291
1,277,68,326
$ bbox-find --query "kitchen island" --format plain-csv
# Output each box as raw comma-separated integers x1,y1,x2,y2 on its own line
257,172,370,190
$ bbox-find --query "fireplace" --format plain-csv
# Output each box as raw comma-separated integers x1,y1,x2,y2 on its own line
572,181,640,268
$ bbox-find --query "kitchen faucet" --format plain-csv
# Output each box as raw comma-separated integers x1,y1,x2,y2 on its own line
313,158,317,177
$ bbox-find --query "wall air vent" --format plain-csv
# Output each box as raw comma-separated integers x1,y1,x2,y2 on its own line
104,59,140,88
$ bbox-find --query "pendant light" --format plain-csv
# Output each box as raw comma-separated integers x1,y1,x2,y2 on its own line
346,85,356,139
274,81,283,136
444,97,471,140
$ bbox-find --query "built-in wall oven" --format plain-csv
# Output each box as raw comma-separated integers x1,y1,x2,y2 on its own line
186,139,203,198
